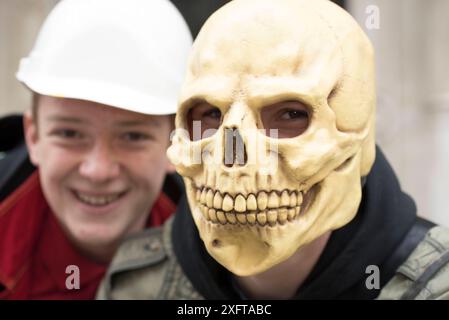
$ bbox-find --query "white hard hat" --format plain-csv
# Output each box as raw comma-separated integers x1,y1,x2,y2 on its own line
16,0,192,115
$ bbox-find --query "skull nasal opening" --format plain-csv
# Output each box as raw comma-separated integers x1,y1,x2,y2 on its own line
224,127,247,167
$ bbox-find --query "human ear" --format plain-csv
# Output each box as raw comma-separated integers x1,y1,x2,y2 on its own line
23,110,40,166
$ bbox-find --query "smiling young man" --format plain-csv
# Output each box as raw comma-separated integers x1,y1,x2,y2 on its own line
0,0,192,299
25,96,175,263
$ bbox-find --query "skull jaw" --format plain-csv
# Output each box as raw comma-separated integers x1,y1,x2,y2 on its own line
185,152,364,276
196,215,316,276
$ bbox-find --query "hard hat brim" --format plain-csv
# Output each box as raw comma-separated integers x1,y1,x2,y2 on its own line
17,68,178,116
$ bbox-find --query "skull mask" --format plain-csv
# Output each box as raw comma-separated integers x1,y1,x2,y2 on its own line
168,0,376,276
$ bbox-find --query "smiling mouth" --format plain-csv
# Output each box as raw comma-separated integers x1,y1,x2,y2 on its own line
73,190,128,207
194,184,316,226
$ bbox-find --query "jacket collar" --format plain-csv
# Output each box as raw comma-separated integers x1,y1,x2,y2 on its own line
0,172,47,290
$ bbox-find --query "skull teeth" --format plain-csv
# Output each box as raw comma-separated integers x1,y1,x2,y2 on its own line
257,192,268,210
196,187,305,226
247,194,257,211
225,212,236,224
217,210,226,224
257,212,267,226
235,195,246,212
281,190,290,207
223,194,233,212
196,187,304,216
247,213,256,224
290,192,297,207
206,189,214,208
278,208,288,223
199,204,302,226
268,191,280,208
213,192,223,209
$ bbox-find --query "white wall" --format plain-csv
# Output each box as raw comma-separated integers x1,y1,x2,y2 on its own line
348,0,449,226
0,0,58,115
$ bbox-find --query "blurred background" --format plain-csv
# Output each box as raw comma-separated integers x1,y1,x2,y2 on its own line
0,0,448,226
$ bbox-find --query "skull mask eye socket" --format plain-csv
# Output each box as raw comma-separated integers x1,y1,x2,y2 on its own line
260,100,310,139
187,100,223,141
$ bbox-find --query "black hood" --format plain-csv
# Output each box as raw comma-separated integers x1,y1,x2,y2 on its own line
172,147,417,299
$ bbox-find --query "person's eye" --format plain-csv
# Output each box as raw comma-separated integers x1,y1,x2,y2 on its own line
261,100,310,138
122,132,151,142
187,101,222,141
279,109,309,120
202,108,222,120
188,101,222,122
52,129,84,139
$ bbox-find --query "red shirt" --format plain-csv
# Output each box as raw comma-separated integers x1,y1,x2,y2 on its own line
0,171,175,300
